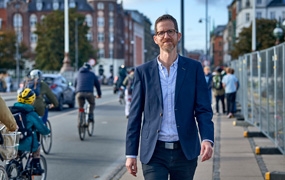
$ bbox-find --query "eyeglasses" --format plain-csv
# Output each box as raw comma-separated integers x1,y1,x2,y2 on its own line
156,29,178,37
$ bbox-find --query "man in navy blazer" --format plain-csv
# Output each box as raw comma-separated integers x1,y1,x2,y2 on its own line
125,14,214,180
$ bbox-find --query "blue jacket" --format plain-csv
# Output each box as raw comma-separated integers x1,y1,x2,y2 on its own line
74,67,102,96
13,102,50,152
125,55,214,164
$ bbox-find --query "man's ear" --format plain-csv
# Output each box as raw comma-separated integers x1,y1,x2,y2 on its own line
153,35,158,45
177,32,182,41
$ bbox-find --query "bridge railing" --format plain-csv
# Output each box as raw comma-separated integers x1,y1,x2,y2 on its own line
231,43,285,155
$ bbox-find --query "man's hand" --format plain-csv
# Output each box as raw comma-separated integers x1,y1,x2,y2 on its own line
125,157,137,177
96,95,101,99
200,141,213,162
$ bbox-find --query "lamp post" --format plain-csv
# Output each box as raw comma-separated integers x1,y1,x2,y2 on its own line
15,0,21,88
273,22,283,45
198,0,209,62
75,18,79,71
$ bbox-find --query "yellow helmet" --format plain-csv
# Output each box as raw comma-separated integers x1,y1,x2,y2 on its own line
17,88,36,104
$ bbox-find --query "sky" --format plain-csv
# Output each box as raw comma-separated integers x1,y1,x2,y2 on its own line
122,0,232,52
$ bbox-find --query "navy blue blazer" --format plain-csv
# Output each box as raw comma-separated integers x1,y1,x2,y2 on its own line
125,55,214,164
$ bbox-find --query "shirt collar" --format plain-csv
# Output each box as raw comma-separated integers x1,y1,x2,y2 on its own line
156,55,179,70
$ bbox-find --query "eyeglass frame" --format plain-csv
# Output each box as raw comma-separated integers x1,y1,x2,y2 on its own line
155,29,178,37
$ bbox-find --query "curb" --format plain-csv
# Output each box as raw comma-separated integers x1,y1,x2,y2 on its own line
265,171,285,180
255,146,282,155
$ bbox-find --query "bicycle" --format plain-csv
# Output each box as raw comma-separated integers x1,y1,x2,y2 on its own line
78,101,94,141
40,107,52,154
0,126,15,180
5,129,47,180
5,150,47,180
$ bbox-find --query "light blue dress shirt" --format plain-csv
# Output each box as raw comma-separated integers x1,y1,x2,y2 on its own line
157,57,179,142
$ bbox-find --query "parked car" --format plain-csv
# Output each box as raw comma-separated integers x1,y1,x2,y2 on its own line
18,74,76,111
42,74,75,111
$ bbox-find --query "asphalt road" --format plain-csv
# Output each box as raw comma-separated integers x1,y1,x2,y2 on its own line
2,86,128,180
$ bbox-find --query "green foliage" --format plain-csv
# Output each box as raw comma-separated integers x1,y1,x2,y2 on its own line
231,19,278,59
35,9,97,70
0,30,27,69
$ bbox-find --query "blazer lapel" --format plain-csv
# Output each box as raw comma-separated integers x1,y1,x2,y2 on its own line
175,56,187,105
149,60,163,108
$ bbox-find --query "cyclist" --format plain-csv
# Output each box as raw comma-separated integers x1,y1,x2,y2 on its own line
14,88,50,175
27,69,58,117
74,62,101,124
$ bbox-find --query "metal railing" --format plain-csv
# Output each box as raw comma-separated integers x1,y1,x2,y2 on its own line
231,43,285,155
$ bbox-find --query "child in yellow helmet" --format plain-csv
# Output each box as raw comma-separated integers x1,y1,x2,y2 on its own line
14,88,50,175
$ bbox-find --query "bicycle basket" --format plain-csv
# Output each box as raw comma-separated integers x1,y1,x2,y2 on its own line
0,130,21,160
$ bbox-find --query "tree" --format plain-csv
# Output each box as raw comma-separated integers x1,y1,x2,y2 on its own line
35,9,97,70
0,30,28,69
231,19,278,59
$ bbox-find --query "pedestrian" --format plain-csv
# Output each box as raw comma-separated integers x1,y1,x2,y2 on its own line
125,14,214,180
0,73,7,92
4,73,12,92
230,68,239,113
212,67,226,115
122,68,135,119
222,67,238,118
203,66,213,102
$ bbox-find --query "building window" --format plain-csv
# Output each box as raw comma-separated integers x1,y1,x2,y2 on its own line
257,0,262,4
98,33,104,42
256,12,262,19
282,11,285,21
13,13,22,28
41,15,45,22
30,14,37,28
97,17,104,27
85,14,92,27
86,30,93,42
109,3,114,11
245,13,250,22
99,49,105,58
109,17,114,27
270,12,275,20
97,2,104,10
53,0,59,10
30,32,38,43
109,49,113,58
69,0,75,8
109,33,114,42
245,0,250,7
36,0,43,11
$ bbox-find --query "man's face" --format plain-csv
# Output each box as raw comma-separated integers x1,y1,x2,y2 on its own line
153,20,181,53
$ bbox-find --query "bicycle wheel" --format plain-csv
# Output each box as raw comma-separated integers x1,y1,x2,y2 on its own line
41,120,52,154
78,112,86,140
87,119,94,136
5,160,21,179
0,166,8,180
32,155,47,180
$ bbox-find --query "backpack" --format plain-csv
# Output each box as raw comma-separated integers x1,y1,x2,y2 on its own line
8,106,33,142
213,75,223,90
23,78,41,96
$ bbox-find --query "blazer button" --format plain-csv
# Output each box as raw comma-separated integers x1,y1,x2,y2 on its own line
160,113,163,117
157,130,160,133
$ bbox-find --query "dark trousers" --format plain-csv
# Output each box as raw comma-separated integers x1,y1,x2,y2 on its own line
215,94,226,113
76,92,95,115
142,142,197,180
226,92,236,114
